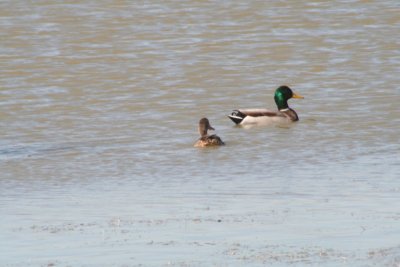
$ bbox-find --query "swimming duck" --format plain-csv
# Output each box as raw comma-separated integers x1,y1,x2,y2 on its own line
194,118,225,147
228,85,304,125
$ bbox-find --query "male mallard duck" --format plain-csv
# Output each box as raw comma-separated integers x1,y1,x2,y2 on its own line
228,85,304,125
194,118,225,147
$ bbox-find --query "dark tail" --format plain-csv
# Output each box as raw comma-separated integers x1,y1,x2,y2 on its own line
228,110,246,125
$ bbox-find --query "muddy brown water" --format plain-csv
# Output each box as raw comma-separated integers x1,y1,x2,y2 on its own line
1,1,399,266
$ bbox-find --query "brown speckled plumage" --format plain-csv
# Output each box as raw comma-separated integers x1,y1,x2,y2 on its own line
194,118,225,147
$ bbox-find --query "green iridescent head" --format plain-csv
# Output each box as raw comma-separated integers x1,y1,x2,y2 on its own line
274,85,304,110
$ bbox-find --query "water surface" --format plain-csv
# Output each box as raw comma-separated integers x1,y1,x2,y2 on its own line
1,1,399,266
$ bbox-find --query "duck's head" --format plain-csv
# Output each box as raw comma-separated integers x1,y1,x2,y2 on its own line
274,85,304,111
198,118,215,137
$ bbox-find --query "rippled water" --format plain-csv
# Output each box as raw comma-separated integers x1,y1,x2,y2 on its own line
1,1,400,266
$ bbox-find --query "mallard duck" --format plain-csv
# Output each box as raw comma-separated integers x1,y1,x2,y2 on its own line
228,85,304,125
194,118,225,147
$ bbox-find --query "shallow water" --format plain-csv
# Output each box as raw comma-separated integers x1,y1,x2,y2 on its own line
1,1,400,266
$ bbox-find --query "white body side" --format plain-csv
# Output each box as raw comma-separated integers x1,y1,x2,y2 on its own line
239,108,291,127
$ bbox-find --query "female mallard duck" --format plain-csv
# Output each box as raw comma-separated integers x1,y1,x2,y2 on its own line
228,85,304,125
194,118,225,147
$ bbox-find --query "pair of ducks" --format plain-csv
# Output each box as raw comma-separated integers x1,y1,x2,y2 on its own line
194,86,304,147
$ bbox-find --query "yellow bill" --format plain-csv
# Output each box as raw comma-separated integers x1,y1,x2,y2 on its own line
292,92,304,99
